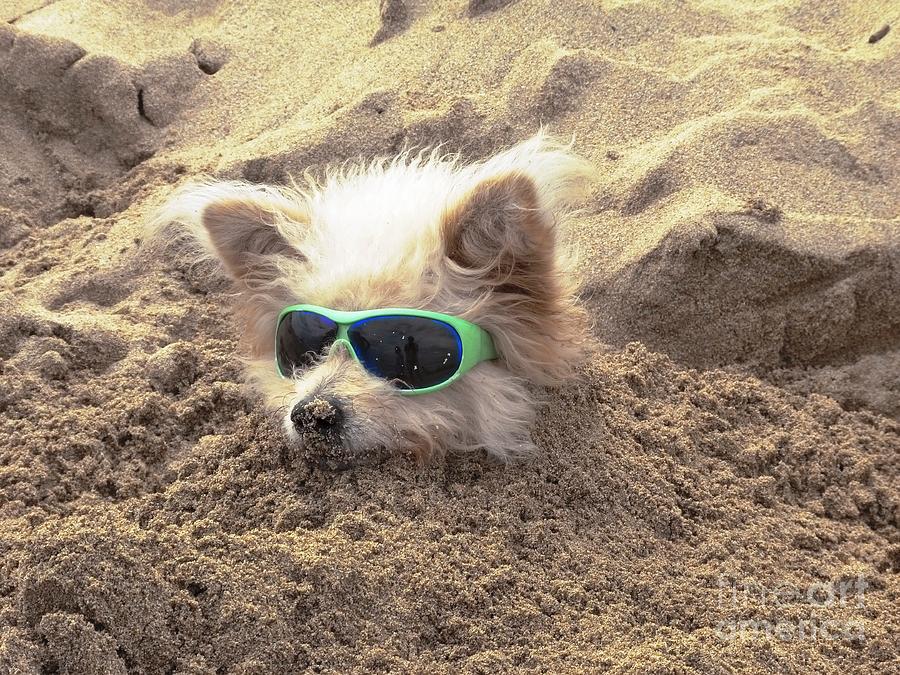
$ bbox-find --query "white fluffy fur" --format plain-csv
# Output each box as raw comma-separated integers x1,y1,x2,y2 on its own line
149,131,593,463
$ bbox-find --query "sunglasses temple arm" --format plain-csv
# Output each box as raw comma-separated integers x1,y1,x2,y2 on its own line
481,329,499,361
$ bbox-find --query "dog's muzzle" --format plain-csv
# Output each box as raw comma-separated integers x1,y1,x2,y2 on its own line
290,395,345,435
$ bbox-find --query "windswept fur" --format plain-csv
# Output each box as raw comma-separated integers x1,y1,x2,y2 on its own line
149,131,594,463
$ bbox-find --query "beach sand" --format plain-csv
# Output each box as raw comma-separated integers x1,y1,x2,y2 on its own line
1,0,898,672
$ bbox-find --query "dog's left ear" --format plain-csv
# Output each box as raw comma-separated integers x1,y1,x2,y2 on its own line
441,133,592,297
440,135,593,382
442,172,553,299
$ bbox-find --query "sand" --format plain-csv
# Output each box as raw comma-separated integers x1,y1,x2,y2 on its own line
1,0,898,672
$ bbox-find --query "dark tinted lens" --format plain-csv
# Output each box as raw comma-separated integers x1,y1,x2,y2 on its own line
347,316,462,390
276,311,338,375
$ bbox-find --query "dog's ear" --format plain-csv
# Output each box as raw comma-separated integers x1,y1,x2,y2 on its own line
439,134,593,383
149,181,311,359
150,180,309,284
201,195,306,281
441,133,592,298
442,172,554,299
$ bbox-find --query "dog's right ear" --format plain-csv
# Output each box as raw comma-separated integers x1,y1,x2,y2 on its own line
149,180,309,284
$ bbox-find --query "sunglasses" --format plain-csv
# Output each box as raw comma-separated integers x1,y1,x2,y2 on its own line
275,304,498,395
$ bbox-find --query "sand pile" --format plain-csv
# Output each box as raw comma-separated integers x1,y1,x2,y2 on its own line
1,0,897,672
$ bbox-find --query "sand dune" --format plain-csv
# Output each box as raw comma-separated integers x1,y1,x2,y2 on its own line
1,1,898,672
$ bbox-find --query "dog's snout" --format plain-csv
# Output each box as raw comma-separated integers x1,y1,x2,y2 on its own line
290,395,345,434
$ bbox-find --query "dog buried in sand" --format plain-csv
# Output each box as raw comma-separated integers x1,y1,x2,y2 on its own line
151,132,594,466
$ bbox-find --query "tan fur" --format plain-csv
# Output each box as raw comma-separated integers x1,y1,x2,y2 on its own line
149,131,594,463
440,172,588,385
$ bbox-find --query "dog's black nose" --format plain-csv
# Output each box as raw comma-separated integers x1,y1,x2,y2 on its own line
290,395,345,434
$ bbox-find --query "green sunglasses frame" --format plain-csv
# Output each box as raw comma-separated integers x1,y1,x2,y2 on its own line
275,304,499,395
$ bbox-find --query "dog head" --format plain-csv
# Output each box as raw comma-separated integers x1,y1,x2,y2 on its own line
151,133,593,466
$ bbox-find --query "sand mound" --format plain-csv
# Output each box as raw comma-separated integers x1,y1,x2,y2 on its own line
1,0,898,672
0,24,214,227
2,344,897,672
585,210,899,371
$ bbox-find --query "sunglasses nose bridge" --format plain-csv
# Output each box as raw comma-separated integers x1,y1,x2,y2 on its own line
327,337,354,358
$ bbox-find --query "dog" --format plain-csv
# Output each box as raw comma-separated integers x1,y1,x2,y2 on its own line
151,132,593,466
